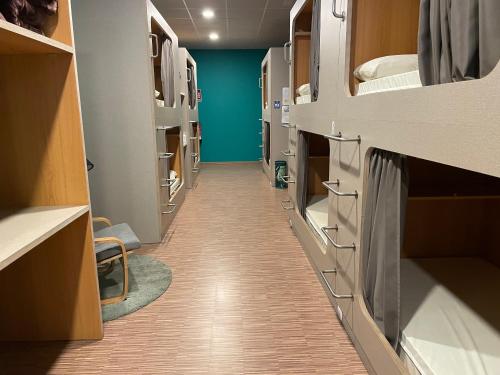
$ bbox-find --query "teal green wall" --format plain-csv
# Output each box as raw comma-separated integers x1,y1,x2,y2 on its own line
190,49,267,163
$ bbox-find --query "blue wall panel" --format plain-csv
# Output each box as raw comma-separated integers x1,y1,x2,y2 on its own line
190,49,266,162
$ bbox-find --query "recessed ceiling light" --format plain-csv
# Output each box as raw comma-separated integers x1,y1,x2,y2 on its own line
209,32,219,41
202,8,215,19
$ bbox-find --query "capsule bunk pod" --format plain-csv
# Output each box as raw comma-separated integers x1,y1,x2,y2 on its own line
179,48,201,189
287,0,343,135
330,1,500,374
72,0,185,243
260,48,289,186
0,0,103,340
284,0,500,374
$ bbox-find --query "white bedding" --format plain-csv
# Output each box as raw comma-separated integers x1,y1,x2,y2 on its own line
356,70,422,96
296,83,311,104
400,258,500,375
305,195,328,246
296,95,311,104
156,98,165,107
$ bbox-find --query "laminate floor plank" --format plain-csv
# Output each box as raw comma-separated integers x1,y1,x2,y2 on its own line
0,163,367,375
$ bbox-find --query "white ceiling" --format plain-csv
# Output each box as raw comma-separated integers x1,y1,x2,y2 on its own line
152,0,294,49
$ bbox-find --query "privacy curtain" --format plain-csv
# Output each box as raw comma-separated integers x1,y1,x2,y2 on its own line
362,150,409,348
296,131,309,218
161,37,175,107
188,67,197,109
418,0,500,85
310,0,321,101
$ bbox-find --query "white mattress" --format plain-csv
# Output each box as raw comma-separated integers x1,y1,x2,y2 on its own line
356,70,421,96
400,258,500,375
305,195,328,247
296,94,311,104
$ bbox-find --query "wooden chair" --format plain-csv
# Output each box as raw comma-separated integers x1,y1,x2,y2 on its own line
93,217,141,305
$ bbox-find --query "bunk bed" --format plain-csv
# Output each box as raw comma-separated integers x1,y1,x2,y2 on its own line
178,48,200,189
152,19,175,108
291,0,320,104
296,131,330,246
362,150,500,375
348,0,500,96
286,0,500,374
73,0,183,243
260,48,289,187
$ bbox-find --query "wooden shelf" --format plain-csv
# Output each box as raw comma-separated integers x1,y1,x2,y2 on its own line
0,205,89,271
0,19,73,55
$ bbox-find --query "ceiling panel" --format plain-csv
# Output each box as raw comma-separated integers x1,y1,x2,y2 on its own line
152,0,294,49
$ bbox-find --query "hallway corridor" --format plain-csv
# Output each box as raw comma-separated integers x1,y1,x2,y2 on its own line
1,163,367,374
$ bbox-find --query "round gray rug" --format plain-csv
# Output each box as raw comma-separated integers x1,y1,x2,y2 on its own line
99,254,172,322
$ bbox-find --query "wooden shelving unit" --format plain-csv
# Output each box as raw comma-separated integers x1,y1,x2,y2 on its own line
0,206,89,271
0,0,103,341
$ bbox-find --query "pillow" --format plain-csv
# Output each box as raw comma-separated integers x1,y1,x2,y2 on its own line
169,170,177,180
354,55,418,81
296,83,311,96
155,90,161,98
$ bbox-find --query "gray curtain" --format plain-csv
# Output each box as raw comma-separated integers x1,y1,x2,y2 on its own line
310,0,320,101
362,150,409,348
419,0,500,85
188,66,197,109
161,37,175,107
296,131,309,218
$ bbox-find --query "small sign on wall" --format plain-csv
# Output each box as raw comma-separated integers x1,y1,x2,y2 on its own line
197,89,202,102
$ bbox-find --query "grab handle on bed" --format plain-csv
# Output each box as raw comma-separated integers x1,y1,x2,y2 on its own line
320,270,353,299
162,203,176,215
187,68,192,83
156,125,180,131
281,150,295,157
332,0,345,21
281,200,295,211
281,123,296,129
159,152,175,160
149,33,159,58
322,180,358,198
279,175,296,184
283,41,292,64
321,226,356,250
325,132,361,143
160,178,177,188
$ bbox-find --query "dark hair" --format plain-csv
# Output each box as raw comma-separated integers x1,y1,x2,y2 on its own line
0,0,57,34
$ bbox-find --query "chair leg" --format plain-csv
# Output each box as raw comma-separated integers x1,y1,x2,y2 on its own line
95,236,129,306
101,255,129,305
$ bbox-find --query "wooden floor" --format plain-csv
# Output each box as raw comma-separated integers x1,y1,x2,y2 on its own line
0,163,367,374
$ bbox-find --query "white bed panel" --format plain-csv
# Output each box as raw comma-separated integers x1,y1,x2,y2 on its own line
400,258,500,375
356,70,422,96
305,195,328,246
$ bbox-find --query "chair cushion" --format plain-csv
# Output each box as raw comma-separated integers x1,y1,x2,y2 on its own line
95,223,141,262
